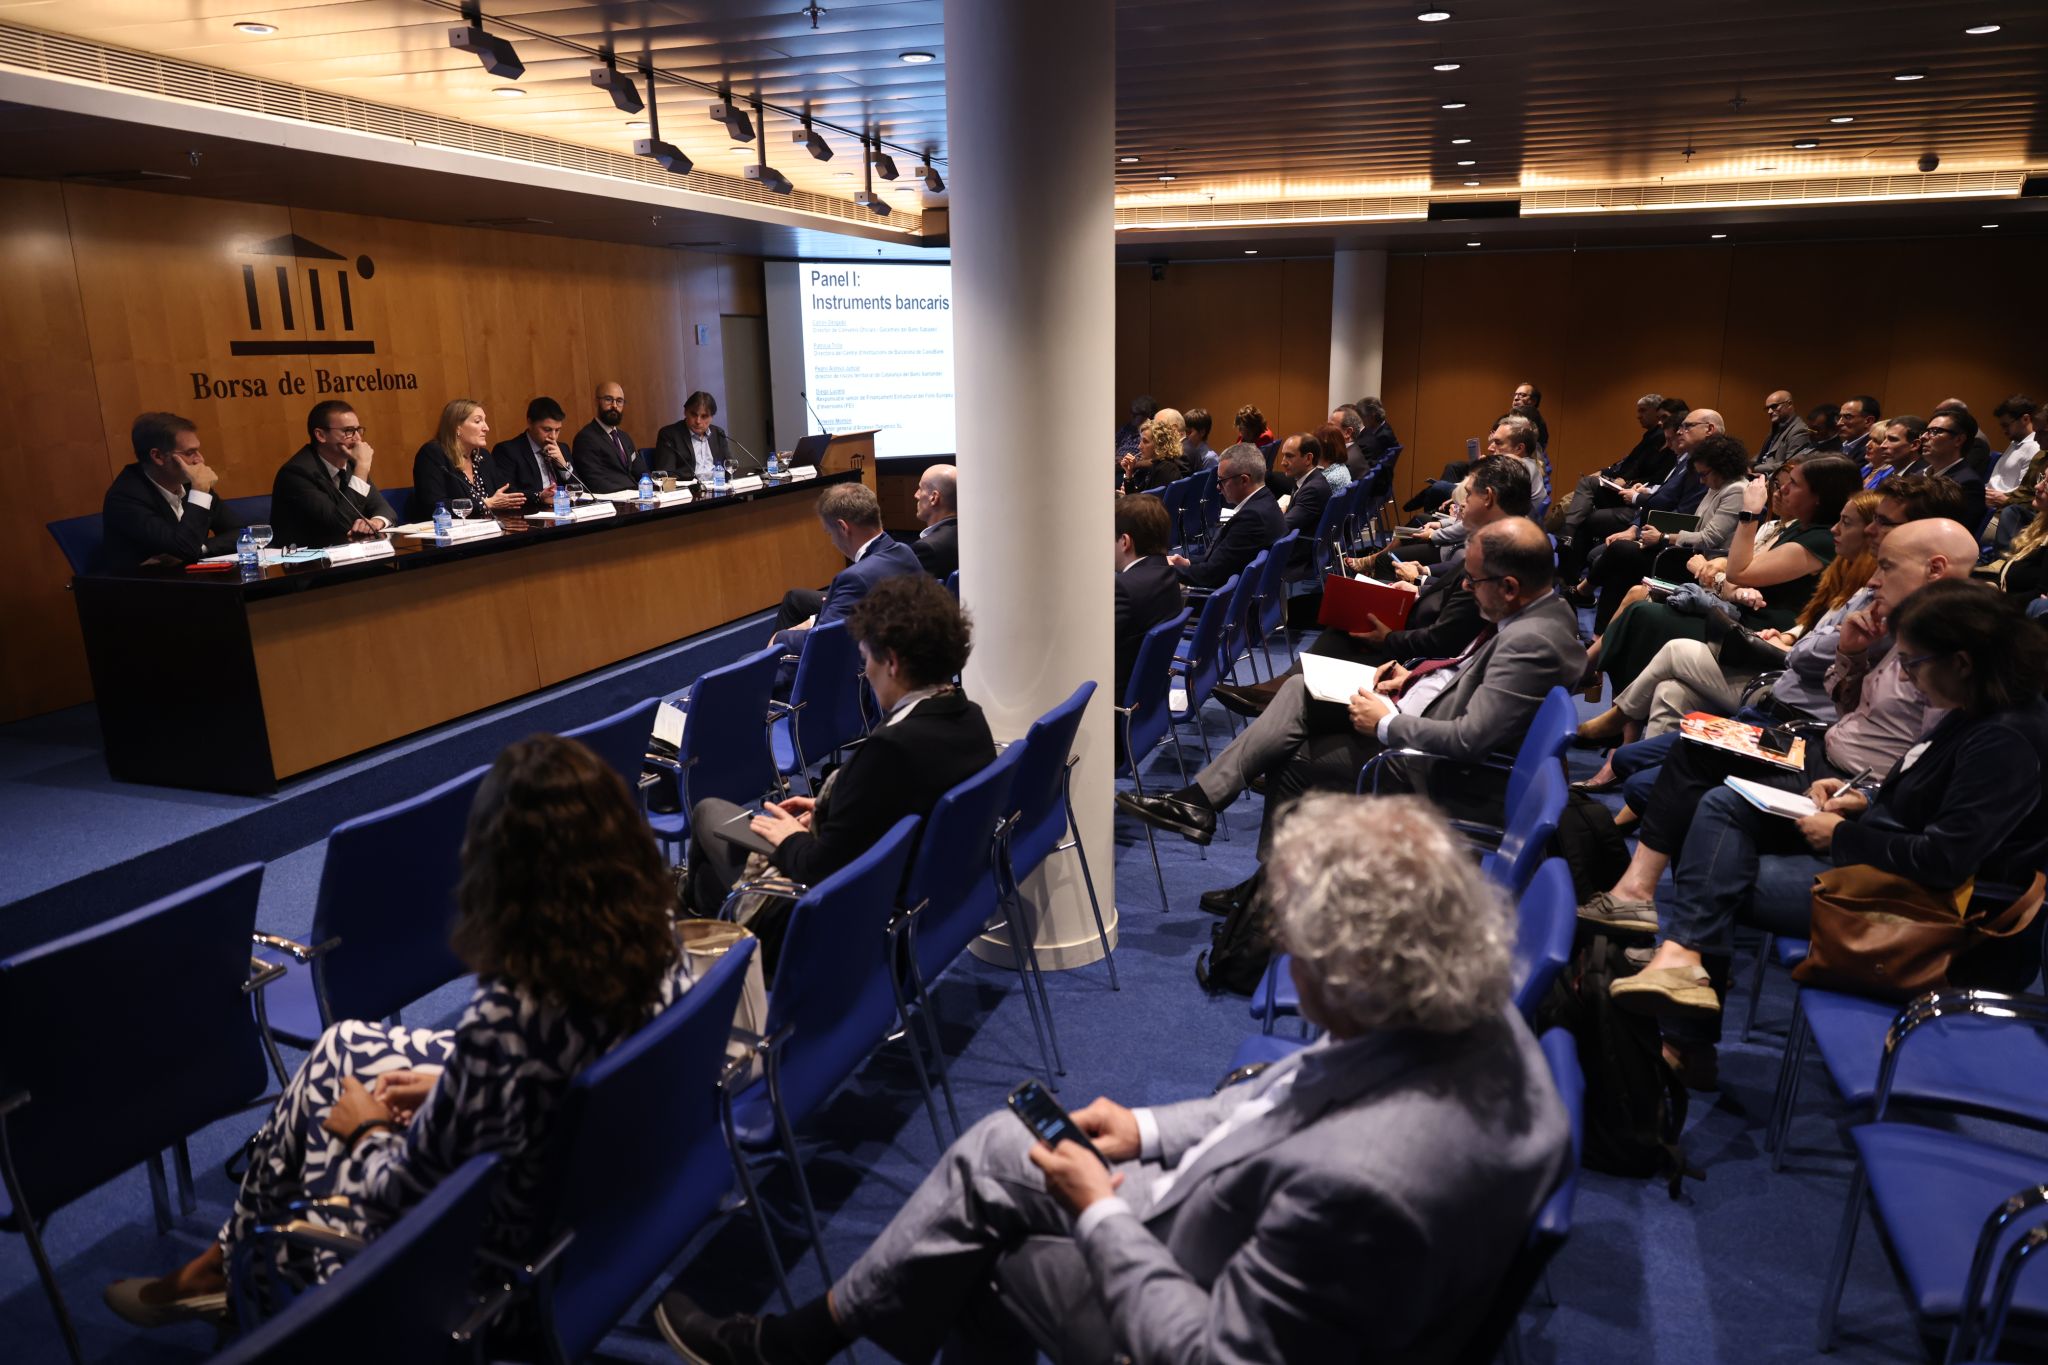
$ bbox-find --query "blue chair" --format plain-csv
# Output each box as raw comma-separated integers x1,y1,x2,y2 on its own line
944,568,960,597
560,696,660,790
1159,475,1192,541
1007,684,1115,992
1513,859,1578,1021
1219,551,1267,689
1116,608,1193,907
45,513,105,577
258,764,490,1048
217,1154,501,1365
726,817,922,1282
0,865,283,1365
1480,762,1569,900
1360,687,1577,851
1191,465,1221,544
771,620,866,794
645,643,784,857
1740,932,1809,1043
1170,572,1237,767
384,485,413,525
1300,480,1351,583
524,941,778,1361
1249,529,1301,675
223,493,274,526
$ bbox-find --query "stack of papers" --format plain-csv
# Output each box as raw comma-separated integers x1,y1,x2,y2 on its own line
196,549,287,566
401,521,501,542
324,540,396,564
526,503,618,523
1723,777,1817,820
1300,654,1386,705
727,475,765,494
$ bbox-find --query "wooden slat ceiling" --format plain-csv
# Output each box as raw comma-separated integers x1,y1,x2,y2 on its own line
1,0,2041,225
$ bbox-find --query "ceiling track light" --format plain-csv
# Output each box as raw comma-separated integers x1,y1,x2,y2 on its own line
709,87,755,142
447,4,525,81
917,152,944,193
854,136,892,216
590,48,643,115
794,116,834,161
744,104,793,194
633,69,692,176
870,142,899,180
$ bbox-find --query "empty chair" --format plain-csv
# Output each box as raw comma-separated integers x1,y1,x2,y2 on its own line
222,493,274,526
1170,572,1237,766
259,764,491,1048
1480,762,1569,900
560,696,660,789
645,642,785,857
1512,859,1578,1021
215,1154,501,1365
1006,683,1115,992
1115,608,1193,906
0,865,280,1364
1248,529,1301,672
45,513,105,577
1219,552,1267,688
771,620,866,793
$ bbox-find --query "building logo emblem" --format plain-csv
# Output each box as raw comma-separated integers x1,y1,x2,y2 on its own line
231,233,376,357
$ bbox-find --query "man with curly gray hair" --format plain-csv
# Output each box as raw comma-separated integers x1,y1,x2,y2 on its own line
657,794,1571,1365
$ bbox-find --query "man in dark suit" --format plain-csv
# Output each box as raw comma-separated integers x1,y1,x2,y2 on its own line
485,396,574,509
772,482,924,692
1113,493,1185,704
1343,397,1399,483
270,400,396,548
1171,444,1283,590
1754,389,1815,474
100,412,247,569
909,464,959,578
1556,393,1670,550
1906,408,1989,530
1275,432,1331,575
654,390,757,482
1837,395,1881,468
569,380,643,493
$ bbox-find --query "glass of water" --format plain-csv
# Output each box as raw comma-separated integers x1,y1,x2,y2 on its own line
450,498,473,522
249,524,274,552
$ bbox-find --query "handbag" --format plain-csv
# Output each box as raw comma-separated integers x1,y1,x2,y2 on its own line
1718,625,1792,676
676,919,770,1086
1792,867,2045,1002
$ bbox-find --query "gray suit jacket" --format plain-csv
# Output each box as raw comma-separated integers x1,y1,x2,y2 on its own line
1383,591,1582,761
1080,1011,1570,1363
1757,416,1814,472
1670,478,1747,552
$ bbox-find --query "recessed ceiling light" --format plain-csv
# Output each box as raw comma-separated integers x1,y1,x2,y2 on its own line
1451,137,1472,145
1417,9,1453,20
835,171,853,177
1983,222,2000,228
1463,179,1480,186
1157,173,1176,182
898,51,935,63
1456,159,1476,166
1433,62,1462,72
1710,232,1728,239
1119,155,1140,163
626,119,649,129
1758,164,1779,171
233,21,276,35
1465,240,1481,247
1965,24,2002,36
1793,140,1820,149
1245,249,1259,254
492,87,527,98
1829,115,1855,124
1893,69,1926,81
1441,101,1467,110
730,146,752,155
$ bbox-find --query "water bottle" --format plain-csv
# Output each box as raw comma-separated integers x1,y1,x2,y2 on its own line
769,448,784,480
713,460,729,496
237,526,258,571
1466,436,1481,462
637,472,655,509
553,482,573,520
433,500,452,540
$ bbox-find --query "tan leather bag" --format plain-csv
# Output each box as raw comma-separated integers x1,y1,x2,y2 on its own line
676,919,770,1086
1793,867,2045,1001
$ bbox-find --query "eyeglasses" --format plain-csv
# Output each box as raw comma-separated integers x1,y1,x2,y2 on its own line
1461,572,1507,588
1924,425,1959,438
323,425,365,437
1896,650,1944,674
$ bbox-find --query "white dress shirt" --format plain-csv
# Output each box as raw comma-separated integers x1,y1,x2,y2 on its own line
689,429,717,482
1990,434,2040,494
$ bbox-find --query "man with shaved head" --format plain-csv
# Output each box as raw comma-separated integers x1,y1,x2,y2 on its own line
570,379,644,493
1755,389,1814,474
910,463,959,578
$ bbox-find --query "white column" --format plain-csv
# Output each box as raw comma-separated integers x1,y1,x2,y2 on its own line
947,0,1116,969
1328,248,1388,408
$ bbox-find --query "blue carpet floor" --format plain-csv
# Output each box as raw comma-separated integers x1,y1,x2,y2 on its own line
0,629,2039,1362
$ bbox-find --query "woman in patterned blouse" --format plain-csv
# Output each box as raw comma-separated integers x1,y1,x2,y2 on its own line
106,733,687,1325
413,398,525,517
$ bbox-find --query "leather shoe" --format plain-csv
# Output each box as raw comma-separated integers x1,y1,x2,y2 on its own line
1114,791,1216,845
655,1293,771,1365
1199,876,1258,916
1213,681,1279,719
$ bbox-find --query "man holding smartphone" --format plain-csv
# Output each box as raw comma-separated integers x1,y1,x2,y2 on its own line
486,396,575,509
657,796,1569,1365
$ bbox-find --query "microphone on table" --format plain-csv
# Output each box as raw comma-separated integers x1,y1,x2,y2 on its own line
336,456,386,533
799,388,830,435
726,431,768,475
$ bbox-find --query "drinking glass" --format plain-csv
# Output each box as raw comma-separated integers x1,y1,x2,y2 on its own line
249,524,274,551
450,498,473,522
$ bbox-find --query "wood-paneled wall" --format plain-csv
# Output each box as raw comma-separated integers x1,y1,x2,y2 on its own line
0,177,763,723
1114,258,1335,444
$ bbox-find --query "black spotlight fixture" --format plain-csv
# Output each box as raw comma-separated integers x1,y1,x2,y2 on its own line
917,152,943,193
447,4,524,80
744,105,793,193
793,116,834,162
590,48,643,116
633,71,692,175
854,135,892,215
709,88,756,142
869,142,899,181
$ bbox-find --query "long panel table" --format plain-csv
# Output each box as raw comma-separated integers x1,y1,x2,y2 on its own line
72,471,858,794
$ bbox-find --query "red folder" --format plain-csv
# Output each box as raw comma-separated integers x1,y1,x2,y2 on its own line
1318,574,1418,632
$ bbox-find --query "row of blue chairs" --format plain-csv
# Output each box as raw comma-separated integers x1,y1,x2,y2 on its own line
47,491,419,578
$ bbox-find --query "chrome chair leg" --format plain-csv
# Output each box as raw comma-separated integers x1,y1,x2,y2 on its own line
764,1068,834,1285
1000,876,1065,1083
1,1116,85,1365
173,1137,198,1216
1127,761,1169,909
1015,900,1067,1077
1814,1167,1869,1352
1060,781,1118,991
718,1093,797,1312
885,917,950,1146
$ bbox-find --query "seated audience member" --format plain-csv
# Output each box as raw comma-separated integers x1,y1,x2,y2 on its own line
1234,403,1274,450
1313,421,1353,492
1606,581,2048,1073
1985,394,2041,550
1860,415,1924,490
106,735,686,1322
570,381,643,494
412,400,522,517
1562,398,1698,582
1118,417,1188,494
1591,455,1859,694
1215,455,1532,719
1113,493,1185,703
1805,402,1843,453
1512,380,1549,450
1980,476,2048,603
1933,397,1995,477
1152,406,1187,450
1274,432,1331,572
271,401,396,547
655,390,750,483
658,793,1571,1365
1556,392,1670,545
1410,412,1546,520
1836,395,1882,466
1903,406,1988,529
486,396,575,509
1168,444,1284,590
1114,395,1156,459
1583,433,1753,633
1123,518,1581,859
909,464,959,578
1182,407,1217,468
687,576,995,970
770,482,923,682
1755,389,1815,474
1348,396,1400,487
1578,490,1879,758
101,412,246,567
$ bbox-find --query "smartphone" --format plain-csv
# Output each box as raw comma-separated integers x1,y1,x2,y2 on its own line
1756,725,1796,756
1006,1079,1108,1168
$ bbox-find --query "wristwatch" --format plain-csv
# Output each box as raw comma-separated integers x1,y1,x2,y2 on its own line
1736,510,1762,523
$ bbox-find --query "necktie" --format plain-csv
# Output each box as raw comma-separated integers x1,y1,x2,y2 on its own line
612,429,631,469
1397,624,1497,697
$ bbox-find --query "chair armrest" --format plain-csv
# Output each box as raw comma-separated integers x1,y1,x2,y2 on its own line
717,877,809,922
457,1230,578,1343
251,932,340,964
1957,1178,2048,1361
1875,988,2048,1117
718,1022,796,1092
642,753,698,776
244,957,287,995
766,698,805,719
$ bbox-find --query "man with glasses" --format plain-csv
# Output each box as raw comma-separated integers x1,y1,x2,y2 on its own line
1755,389,1814,475
1167,443,1283,589
1903,409,1987,529
101,411,248,567
271,400,395,547
570,380,644,493
1835,395,1882,465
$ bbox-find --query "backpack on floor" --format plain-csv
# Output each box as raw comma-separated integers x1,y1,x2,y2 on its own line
1195,873,1271,996
1536,932,1699,1198
1552,789,1632,901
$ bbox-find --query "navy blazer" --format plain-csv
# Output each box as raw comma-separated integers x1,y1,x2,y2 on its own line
817,535,925,629
270,444,397,548
911,517,959,579
653,419,753,478
1180,486,1284,589
100,463,246,568
1282,466,1333,572
569,418,644,494
486,434,571,508
1115,555,1186,701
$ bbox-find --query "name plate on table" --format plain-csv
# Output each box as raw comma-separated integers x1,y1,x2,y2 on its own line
786,465,819,481
726,475,765,495
526,502,618,523
324,540,396,564
402,521,503,543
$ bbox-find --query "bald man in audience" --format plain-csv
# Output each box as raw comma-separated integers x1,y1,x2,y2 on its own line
1755,389,1815,474
910,464,959,578
570,381,644,493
